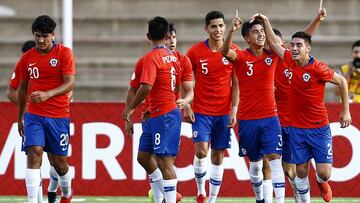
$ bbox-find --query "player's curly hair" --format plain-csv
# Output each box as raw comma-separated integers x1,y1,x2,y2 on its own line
32,15,57,34
148,16,169,40
169,23,176,34
352,40,360,50
241,17,264,39
205,11,224,26
292,31,312,45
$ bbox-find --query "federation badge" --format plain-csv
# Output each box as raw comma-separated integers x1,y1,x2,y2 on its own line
264,57,273,66
222,57,229,65
302,73,311,82
241,148,247,155
193,130,198,138
49,58,58,67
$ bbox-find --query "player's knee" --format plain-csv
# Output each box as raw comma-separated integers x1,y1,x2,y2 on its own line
249,161,263,176
195,150,207,159
52,159,69,176
317,172,331,181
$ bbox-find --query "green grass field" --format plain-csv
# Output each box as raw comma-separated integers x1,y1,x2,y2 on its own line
1,196,360,203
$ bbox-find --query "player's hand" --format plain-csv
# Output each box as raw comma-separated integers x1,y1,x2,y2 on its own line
318,8,327,21
125,120,134,137
231,10,243,32
340,110,352,128
29,91,51,103
122,107,133,122
18,120,24,137
184,105,195,123
250,13,267,23
227,112,237,128
176,98,186,109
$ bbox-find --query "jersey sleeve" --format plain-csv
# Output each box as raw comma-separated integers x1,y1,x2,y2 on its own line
233,49,245,66
9,60,23,89
129,58,143,89
61,48,76,75
283,49,295,67
186,47,197,71
181,55,193,81
140,55,157,86
18,55,29,82
315,62,335,82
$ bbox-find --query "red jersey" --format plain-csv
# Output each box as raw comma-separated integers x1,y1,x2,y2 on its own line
174,51,193,100
187,40,238,116
233,48,280,120
284,50,334,128
19,43,76,118
140,47,180,118
275,60,292,126
129,57,150,113
8,49,34,89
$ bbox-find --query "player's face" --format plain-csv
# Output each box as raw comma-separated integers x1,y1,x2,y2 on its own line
352,46,360,59
33,32,54,53
290,38,311,61
166,31,177,51
205,18,225,42
246,24,265,47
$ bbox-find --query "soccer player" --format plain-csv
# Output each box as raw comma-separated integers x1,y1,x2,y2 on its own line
259,13,352,202
124,22,192,203
185,11,239,203
17,15,75,203
222,13,285,203
7,40,46,203
339,40,360,103
123,16,193,203
8,39,66,203
263,9,327,203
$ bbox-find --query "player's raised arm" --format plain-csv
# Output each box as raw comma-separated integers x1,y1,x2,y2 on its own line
222,10,242,61
254,14,285,60
329,72,352,128
304,8,327,35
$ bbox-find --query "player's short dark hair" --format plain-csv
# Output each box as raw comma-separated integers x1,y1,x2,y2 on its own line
273,28,282,39
352,40,360,50
148,16,169,40
169,22,176,34
241,17,264,39
22,40,36,53
205,11,224,26
292,31,312,45
32,15,57,34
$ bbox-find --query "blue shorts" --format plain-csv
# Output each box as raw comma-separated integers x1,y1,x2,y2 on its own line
22,112,70,156
281,126,294,163
289,125,333,164
138,119,153,153
238,116,282,161
149,108,181,157
192,113,231,149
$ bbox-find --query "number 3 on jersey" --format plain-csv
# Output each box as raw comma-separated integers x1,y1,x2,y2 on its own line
246,61,253,76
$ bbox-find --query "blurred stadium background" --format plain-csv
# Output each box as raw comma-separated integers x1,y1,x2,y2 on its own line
0,0,360,202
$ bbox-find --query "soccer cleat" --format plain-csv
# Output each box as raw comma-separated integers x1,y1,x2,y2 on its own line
148,189,155,203
59,195,72,203
176,192,182,202
47,191,59,203
256,200,265,203
317,181,332,202
195,194,206,203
